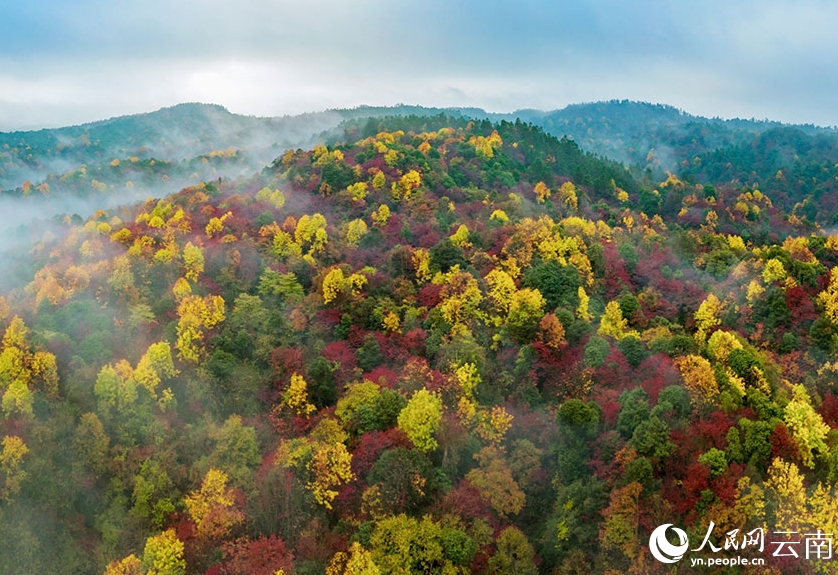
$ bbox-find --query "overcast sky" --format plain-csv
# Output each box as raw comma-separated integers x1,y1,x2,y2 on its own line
2,0,836,131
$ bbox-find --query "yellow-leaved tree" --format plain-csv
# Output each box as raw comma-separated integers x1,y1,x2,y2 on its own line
694,293,722,344
176,294,225,362
184,468,244,540
397,388,443,452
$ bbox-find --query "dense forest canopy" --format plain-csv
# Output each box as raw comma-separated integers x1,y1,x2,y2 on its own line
1,103,838,574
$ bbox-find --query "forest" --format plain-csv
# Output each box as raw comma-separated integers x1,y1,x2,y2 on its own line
0,104,838,574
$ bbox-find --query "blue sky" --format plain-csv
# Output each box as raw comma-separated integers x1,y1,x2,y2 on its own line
2,0,837,130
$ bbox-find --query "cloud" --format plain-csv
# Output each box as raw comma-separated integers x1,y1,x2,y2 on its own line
2,0,837,130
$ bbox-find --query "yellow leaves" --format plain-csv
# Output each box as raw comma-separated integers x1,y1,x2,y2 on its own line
598,301,637,340
766,458,807,532
533,181,551,203
306,441,354,510
345,182,368,203
295,213,329,254
746,280,765,304
391,170,422,202
694,293,722,344
486,269,517,317
322,267,368,304
104,554,143,575
327,542,381,575
370,203,390,228
817,269,838,324
762,258,787,284
0,435,28,500
455,362,481,400
706,330,742,364
382,311,401,333
577,287,593,321
558,181,578,211
172,277,192,301
437,270,485,334
449,224,471,248
184,468,243,539
255,187,287,209
271,229,303,259
412,248,431,283
182,242,204,282
783,236,816,263
675,354,719,406
469,130,503,160
784,384,830,468
490,209,509,223
205,211,232,238
344,219,369,247
142,529,186,575
133,342,178,397
284,373,316,417
176,294,225,362
398,388,443,452
371,170,386,190
2,316,28,352
474,406,514,445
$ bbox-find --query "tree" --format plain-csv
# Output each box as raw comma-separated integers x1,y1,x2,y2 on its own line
599,301,636,340
210,415,262,488
369,514,476,575
486,269,517,317
534,181,551,203
489,527,538,575
765,458,807,532
176,294,225,362
182,242,204,281
104,554,143,575
216,535,295,575
784,384,830,468
368,448,433,515
184,468,244,540
307,440,354,510
371,204,390,228
133,342,178,397
674,354,719,406
536,313,567,350
397,388,443,453
322,267,367,305
142,529,186,575
0,435,28,501
345,219,369,247
466,447,525,518
599,482,643,563
558,181,579,211
327,542,381,575
391,170,422,201
284,373,316,417
694,293,722,344
507,288,546,343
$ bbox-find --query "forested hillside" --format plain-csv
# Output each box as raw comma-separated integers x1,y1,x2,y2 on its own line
1,111,838,574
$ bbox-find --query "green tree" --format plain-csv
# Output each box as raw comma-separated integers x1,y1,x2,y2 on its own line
489,527,538,575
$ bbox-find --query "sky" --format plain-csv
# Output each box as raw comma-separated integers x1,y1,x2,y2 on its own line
2,0,837,131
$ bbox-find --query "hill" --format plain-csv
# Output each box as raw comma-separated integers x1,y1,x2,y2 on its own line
0,111,838,574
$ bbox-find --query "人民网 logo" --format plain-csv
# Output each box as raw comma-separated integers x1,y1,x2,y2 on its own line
650,524,690,563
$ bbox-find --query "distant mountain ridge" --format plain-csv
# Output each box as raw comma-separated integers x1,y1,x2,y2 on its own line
3,100,838,223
